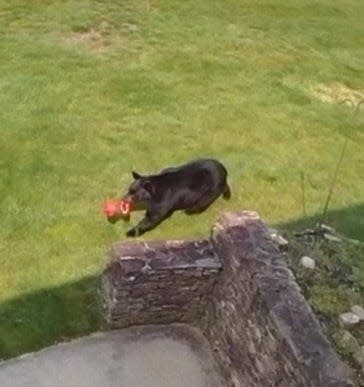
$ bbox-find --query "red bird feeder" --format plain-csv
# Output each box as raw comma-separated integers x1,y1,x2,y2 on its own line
102,198,133,222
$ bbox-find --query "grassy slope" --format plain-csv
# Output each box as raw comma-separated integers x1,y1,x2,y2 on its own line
0,0,363,358
284,232,364,383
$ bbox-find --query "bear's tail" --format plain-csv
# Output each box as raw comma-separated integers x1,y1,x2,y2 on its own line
222,183,231,200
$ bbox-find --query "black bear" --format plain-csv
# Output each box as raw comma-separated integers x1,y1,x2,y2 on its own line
122,158,231,237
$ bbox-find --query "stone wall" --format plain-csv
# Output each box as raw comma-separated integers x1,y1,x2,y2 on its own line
100,239,221,328
100,211,354,387
207,211,353,387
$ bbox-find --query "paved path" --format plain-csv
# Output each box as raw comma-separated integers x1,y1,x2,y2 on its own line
0,324,222,387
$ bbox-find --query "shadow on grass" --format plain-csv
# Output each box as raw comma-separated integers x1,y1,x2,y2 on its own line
275,202,364,241
0,276,102,361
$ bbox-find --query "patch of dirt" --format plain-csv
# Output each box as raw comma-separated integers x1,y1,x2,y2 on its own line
62,21,140,53
310,82,364,111
65,22,112,52
67,29,107,51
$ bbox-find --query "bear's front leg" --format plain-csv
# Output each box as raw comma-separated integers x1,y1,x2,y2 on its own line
126,210,172,237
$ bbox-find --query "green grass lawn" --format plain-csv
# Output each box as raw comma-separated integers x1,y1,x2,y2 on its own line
0,0,363,359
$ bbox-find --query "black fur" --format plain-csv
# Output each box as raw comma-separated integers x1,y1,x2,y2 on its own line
122,158,231,237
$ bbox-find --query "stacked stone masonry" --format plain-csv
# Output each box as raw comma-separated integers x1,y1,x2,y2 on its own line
100,211,354,387
100,239,221,328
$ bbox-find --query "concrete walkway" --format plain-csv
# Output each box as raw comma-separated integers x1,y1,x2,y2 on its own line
0,324,223,387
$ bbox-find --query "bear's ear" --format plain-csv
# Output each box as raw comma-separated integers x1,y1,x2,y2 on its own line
132,171,142,180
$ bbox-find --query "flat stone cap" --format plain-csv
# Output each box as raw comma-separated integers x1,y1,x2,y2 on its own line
108,239,221,274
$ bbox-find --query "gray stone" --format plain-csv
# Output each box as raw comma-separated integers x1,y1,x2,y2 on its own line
324,233,342,242
347,238,361,245
351,305,364,321
339,312,360,327
319,224,336,234
269,229,289,247
195,257,221,268
300,256,316,270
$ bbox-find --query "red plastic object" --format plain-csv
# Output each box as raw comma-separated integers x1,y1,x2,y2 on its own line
102,199,133,218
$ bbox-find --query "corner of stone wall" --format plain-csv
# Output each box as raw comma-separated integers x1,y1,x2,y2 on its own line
206,210,354,387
